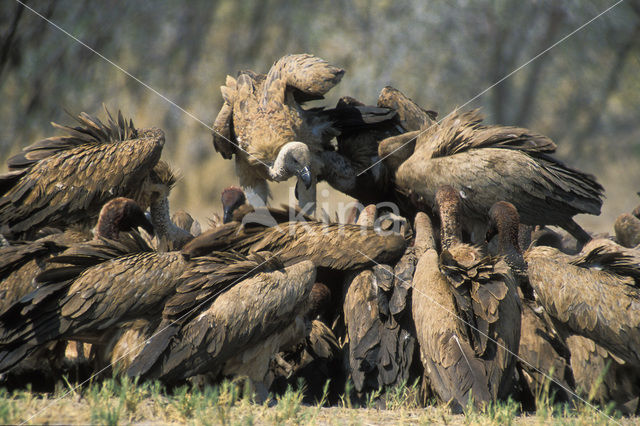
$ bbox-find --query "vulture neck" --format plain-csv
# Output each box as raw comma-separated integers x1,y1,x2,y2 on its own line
495,215,532,297
439,204,462,250
413,213,436,256
150,195,192,250
268,151,291,182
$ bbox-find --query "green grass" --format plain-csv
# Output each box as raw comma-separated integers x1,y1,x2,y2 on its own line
0,376,633,425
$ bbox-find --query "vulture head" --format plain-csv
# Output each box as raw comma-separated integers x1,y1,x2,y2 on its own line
487,201,521,253
221,186,247,223
269,141,313,197
270,141,312,189
95,197,155,239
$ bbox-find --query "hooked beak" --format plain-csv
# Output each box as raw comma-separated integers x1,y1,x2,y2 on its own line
139,212,155,237
296,166,312,190
485,225,497,244
223,206,234,224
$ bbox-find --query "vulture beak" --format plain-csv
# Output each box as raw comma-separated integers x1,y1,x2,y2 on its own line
138,212,155,237
223,206,234,224
296,166,312,190
485,225,497,244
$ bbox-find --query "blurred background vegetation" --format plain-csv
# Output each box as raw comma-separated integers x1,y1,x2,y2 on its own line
1,0,639,232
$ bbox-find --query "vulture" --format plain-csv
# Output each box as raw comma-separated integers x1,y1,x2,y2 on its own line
486,202,574,407
489,201,640,369
0,107,165,239
271,282,343,403
342,205,419,397
182,213,407,269
127,255,314,401
383,109,604,245
316,86,437,212
0,198,153,315
0,198,153,382
0,216,271,375
412,186,521,413
212,53,398,213
128,210,407,397
614,204,640,248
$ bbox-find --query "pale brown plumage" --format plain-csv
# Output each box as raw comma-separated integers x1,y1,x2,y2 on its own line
0,221,272,375
566,334,640,414
377,86,437,175
388,109,604,244
517,300,574,407
526,244,640,368
490,201,640,406
182,214,406,271
0,107,164,239
213,54,344,206
413,186,521,413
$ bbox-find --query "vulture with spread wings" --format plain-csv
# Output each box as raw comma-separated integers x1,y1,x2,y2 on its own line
212,53,398,213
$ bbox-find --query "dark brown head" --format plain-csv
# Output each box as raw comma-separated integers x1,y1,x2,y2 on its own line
632,204,640,219
221,186,247,223
487,201,521,254
307,282,332,320
96,197,154,239
435,185,462,249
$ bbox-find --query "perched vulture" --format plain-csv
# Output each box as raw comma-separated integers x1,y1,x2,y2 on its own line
342,205,418,396
384,109,604,245
0,198,153,315
0,107,164,239
0,218,270,375
124,255,314,401
486,202,574,407
212,54,398,213
489,201,640,369
412,186,521,413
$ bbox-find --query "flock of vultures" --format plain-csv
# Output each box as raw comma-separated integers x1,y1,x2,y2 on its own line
0,53,639,415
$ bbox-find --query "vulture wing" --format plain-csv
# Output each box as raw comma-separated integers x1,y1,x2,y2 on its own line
261,54,345,110
0,232,160,372
128,260,316,383
526,245,640,368
425,109,557,159
0,108,164,238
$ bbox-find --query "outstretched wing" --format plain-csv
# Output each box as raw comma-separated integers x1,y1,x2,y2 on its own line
0,108,164,237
